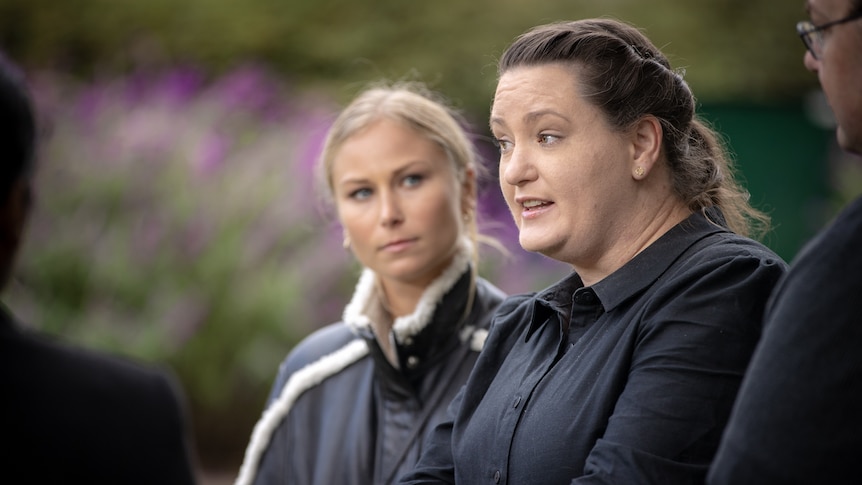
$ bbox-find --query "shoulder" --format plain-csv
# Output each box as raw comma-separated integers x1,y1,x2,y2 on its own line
10,329,181,404
280,322,361,375
640,230,788,333
471,277,508,325
267,322,367,402
1,329,194,481
484,292,537,339
767,197,862,315
670,230,788,284
695,231,786,266
475,277,507,304
791,197,862,272
495,292,537,318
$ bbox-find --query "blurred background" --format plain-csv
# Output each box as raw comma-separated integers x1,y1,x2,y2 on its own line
1,0,856,482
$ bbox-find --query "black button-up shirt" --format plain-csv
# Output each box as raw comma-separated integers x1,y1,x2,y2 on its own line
400,212,787,484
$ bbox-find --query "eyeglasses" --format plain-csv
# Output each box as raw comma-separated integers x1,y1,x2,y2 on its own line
797,10,862,60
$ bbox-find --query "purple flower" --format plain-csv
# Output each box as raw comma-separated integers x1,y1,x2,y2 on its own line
195,132,232,175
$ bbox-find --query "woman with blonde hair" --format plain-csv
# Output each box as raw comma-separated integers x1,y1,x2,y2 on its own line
235,82,506,485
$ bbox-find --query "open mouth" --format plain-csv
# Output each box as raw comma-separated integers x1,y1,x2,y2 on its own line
522,200,552,211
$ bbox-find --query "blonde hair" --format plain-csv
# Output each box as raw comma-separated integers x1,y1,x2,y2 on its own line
317,81,498,267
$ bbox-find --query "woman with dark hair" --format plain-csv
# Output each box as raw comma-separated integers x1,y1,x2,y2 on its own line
401,19,787,484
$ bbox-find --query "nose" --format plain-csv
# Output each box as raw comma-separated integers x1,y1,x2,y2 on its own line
379,190,404,227
803,50,820,73
500,145,536,188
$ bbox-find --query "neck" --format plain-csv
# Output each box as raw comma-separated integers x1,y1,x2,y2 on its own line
377,277,428,319
577,196,690,287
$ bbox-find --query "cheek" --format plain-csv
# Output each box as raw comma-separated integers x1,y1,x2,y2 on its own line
420,192,464,235
337,206,371,241
499,177,516,206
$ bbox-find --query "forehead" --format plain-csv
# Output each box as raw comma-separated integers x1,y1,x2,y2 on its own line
807,0,852,17
494,63,578,96
491,64,592,124
333,119,447,175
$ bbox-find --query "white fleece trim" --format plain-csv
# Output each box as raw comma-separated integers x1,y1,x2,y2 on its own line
470,328,488,352
342,238,473,345
234,339,369,485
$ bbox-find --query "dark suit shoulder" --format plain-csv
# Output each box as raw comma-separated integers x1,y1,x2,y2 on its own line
1,325,197,485
6,326,181,407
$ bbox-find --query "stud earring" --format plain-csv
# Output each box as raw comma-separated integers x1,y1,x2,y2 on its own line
634,166,645,178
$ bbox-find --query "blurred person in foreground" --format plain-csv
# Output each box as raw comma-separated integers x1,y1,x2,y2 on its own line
234,83,506,485
400,18,787,484
708,0,862,483
0,54,197,484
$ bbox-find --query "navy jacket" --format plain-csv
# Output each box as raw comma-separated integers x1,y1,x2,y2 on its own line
237,251,506,485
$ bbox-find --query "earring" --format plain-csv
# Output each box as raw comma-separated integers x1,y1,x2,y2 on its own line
634,166,645,178
342,235,351,250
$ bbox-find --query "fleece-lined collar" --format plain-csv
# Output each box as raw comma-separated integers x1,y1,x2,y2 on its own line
342,238,472,345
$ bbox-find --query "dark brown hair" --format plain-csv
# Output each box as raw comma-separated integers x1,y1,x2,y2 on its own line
498,18,768,237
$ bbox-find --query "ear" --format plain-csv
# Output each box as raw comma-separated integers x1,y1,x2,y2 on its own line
630,116,663,180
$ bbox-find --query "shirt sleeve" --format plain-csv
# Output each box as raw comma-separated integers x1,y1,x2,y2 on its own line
574,253,786,484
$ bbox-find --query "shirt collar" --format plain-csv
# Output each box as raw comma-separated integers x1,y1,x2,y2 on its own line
526,210,727,339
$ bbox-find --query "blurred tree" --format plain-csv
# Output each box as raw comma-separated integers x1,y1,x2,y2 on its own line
0,0,819,120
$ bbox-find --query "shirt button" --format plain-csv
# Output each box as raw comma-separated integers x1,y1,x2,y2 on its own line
494,470,501,483
404,337,414,346
406,355,420,369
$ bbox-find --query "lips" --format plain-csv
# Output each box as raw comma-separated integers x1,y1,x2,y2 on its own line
380,238,418,252
522,200,551,209
514,196,553,220
516,196,553,210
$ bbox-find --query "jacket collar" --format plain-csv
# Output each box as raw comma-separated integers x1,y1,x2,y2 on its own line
526,210,727,340
343,238,472,345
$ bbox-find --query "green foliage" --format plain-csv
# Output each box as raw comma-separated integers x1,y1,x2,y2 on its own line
0,0,820,122
4,65,363,463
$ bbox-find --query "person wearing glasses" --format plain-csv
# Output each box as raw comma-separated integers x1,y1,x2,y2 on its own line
708,1,862,484
400,18,787,484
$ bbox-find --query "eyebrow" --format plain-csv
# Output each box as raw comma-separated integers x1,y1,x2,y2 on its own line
490,109,571,129
525,109,570,124
337,160,429,186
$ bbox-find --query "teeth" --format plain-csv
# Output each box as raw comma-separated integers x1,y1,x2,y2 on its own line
522,200,546,208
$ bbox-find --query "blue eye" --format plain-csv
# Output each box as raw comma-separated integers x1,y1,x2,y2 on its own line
349,188,372,200
403,174,424,187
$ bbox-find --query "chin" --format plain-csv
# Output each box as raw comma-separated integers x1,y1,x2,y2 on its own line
518,235,551,256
